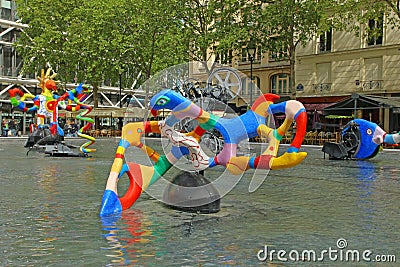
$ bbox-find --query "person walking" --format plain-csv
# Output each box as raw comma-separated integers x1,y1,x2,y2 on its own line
2,119,9,137
8,119,16,136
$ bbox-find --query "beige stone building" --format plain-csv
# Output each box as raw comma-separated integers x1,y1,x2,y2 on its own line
295,14,400,132
229,13,400,132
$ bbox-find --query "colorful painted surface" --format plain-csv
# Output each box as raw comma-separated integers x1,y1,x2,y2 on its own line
100,90,309,216
8,68,96,154
343,119,400,159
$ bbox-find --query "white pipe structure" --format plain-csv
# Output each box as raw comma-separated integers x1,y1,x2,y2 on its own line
0,19,28,29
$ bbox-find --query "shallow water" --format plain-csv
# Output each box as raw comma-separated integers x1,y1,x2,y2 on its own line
0,138,399,266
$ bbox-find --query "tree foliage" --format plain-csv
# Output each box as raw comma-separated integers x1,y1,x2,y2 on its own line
15,0,187,89
332,0,400,34
175,0,248,73
17,0,369,102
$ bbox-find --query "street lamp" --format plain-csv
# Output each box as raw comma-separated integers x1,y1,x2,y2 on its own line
118,47,134,108
247,41,256,107
119,71,122,108
0,102,3,130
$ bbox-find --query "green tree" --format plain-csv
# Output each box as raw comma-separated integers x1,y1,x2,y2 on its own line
340,0,400,23
385,0,400,19
15,0,79,80
15,0,187,108
332,0,400,36
176,0,247,74
250,0,329,99
120,0,188,106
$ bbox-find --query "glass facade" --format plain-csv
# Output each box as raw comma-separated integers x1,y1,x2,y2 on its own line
0,0,21,77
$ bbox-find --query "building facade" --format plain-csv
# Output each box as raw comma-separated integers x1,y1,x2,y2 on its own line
229,11,400,132
217,47,292,105
295,13,400,132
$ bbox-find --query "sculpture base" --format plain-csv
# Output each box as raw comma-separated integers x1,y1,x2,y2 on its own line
163,171,220,214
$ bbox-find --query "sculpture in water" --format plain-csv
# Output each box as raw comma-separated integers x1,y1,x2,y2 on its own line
322,119,400,160
8,68,96,156
100,87,309,216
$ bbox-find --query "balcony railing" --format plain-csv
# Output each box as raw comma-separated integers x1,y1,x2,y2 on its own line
313,83,332,93
361,80,382,91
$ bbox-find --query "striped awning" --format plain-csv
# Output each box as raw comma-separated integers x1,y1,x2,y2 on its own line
59,107,147,118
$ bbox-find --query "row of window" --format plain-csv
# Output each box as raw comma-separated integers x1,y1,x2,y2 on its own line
216,47,288,65
315,56,382,91
238,73,290,97
319,17,383,53
218,15,384,65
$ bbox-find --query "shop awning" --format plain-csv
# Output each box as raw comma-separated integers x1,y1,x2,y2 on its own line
323,93,400,116
59,107,148,118
303,103,334,112
88,108,121,117
325,115,353,119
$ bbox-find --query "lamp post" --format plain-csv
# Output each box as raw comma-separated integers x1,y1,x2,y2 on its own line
247,41,256,108
0,102,3,133
119,47,133,108
119,71,122,108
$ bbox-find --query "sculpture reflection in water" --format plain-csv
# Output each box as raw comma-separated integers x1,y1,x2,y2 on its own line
101,209,159,265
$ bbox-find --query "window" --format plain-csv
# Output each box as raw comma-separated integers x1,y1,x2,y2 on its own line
313,63,332,92
256,47,262,62
367,16,383,46
269,47,289,62
319,28,332,52
1,7,11,20
271,74,290,95
241,76,260,97
217,50,232,64
252,76,260,97
2,46,12,76
363,57,382,90
0,26,13,42
1,1,12,9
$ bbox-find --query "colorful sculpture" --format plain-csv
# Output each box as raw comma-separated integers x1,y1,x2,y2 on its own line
322,119,400,159
100,89,308,216
8,68,96,155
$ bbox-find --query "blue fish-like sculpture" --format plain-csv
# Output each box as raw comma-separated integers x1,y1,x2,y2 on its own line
323,119,400,159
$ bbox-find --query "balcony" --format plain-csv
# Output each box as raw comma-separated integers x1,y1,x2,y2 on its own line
313,83,332,93
360,80,383,91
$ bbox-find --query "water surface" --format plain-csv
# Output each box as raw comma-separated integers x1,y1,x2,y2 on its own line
0,139,399,266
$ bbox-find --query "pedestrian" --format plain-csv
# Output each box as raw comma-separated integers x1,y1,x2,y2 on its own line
8,119,16,136
64,120,72,137
2,119,9,137
17,120,22,136
71,121,79,137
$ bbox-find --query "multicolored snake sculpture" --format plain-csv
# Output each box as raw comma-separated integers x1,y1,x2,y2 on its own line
8,68,96,154
100,89,308,216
